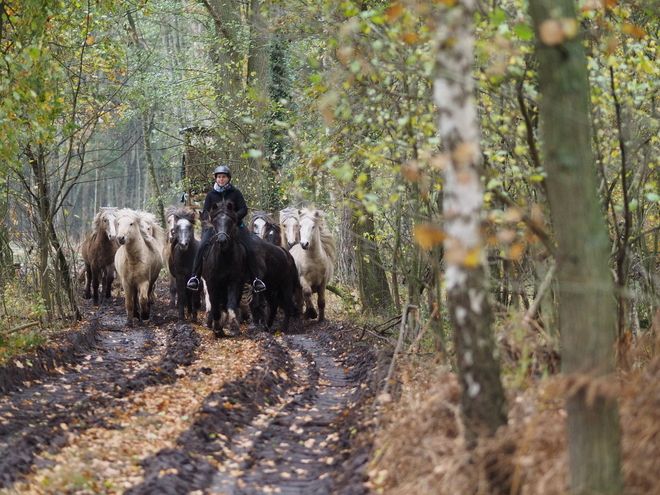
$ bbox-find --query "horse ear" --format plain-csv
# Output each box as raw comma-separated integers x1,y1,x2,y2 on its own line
201,210,210,221
227,201,235,211
210,202,219,211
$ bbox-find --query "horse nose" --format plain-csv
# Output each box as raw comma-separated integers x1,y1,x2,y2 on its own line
107,233,116,241
288,241,296,248
300,241,309,250
118,236,126,245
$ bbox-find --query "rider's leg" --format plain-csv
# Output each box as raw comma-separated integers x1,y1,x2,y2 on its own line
187,227,213,291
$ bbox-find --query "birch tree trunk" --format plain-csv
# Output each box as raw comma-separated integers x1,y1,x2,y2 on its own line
433,0,506,448
528,0,623,491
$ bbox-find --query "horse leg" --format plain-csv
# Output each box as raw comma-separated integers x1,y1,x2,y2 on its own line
176,276,187,322
226,308,240,337
91,269,101,304
191,289,201,323
103,265,115,301
169,278,175,308
209,297,225,337
138,284,150,322
226,286,243,337
266,294,278,330
302,284,317,320
84,263,92,300
317,287,326,322
124,285,135,327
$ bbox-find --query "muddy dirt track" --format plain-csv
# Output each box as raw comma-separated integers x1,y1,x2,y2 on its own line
0,291,383,494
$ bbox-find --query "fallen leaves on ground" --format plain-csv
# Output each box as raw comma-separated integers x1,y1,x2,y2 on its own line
6,327,260,495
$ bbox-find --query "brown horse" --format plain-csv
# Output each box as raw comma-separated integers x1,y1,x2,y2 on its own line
114,208,166,327
289,208,336,321
81,207,119,304
163,206,201,322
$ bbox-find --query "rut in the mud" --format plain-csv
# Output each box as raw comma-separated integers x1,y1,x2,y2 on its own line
0,299,200,489
0,292,381,494
208,333,356,494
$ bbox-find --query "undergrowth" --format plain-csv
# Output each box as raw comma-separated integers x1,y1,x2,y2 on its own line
0,282,51,366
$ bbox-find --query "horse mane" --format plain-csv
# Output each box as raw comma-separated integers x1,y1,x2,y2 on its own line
166,206,197,225
90,206,117,232
116,208,166,248
249,210,275,230
299,208,337,262
209,200,238,226
279,207,298,224
139,211,166,248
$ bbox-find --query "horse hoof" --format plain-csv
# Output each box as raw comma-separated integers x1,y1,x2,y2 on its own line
305,309,318,319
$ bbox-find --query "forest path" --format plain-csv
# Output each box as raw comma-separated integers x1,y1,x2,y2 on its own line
208,334,354,494
0,289,378,495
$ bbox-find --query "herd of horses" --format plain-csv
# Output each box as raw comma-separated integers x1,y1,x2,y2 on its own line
80,202,337,336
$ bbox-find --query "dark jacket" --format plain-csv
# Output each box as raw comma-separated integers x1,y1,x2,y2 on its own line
203,185,248,225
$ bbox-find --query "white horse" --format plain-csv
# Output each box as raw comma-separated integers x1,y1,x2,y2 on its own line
289,208,336,321
114,208,165,326
279,206,300,249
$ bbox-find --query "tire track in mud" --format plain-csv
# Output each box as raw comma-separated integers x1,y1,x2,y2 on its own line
1,292,380,494
128,324,378,495
208,333,355,495
0,300,197,489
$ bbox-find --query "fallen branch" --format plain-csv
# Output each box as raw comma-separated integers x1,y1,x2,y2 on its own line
3,321,40,335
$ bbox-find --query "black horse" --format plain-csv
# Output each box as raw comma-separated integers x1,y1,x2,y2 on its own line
202,201,251,337
251,235,301,333
164,206,201,322
263,222,282,247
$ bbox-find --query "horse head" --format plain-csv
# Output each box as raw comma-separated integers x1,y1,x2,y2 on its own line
210,201,238,249
166,207,195,251
280,207,300,249
251,213,267,239
115,209,139,246
299,209,323,251
99,207,118,241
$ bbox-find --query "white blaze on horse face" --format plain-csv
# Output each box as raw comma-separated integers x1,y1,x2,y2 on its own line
176,218,193,249
253,218,267,239
299,217,315,250
104,213,117,241
283,217,300,248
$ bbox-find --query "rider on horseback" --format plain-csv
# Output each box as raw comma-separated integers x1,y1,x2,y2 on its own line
186,165,266,293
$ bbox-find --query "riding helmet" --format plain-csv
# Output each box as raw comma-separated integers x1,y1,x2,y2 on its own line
213,165,231,178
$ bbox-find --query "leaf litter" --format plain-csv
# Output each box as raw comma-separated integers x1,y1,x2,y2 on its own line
0,286,382,495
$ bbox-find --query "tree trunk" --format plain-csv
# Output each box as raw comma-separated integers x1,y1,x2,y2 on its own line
528,0,623,492
351,209,394,315
432,0,507,448
142,115,166,228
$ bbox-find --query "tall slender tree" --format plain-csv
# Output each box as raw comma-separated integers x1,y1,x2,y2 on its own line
528,0,623,491
432,0,507,447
